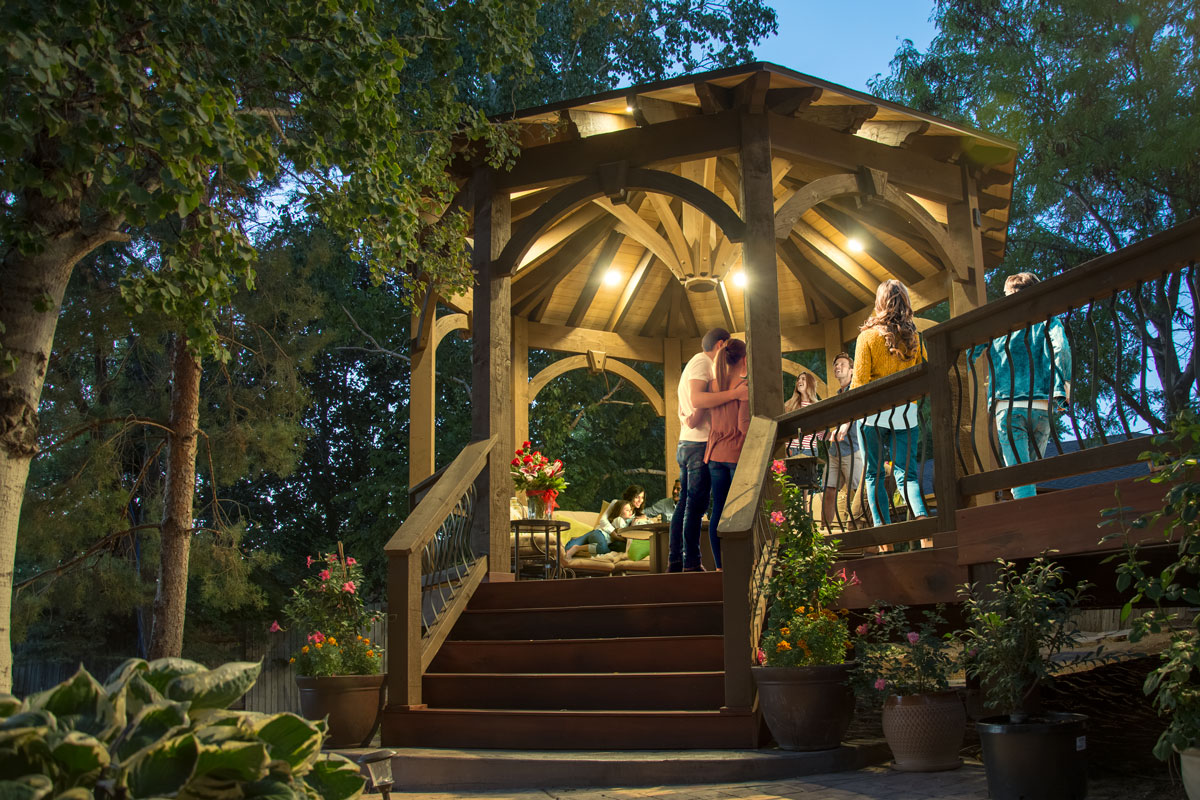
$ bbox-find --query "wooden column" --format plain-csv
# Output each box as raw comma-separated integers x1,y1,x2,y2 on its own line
409,310,436,489
513,316,529,450
470,168,513,567
823,319,842,389
739,113,784,417
663,337,682,494
947,167,996,498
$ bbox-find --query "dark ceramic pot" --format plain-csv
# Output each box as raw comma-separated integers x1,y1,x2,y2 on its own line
296,673,386,748
753,662,856,751
976,712,1088,800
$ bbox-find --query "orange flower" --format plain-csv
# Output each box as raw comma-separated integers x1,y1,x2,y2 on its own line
301,645,309,654
289,657,295,664
315,642,323,649
780,627,790,636
775,640,792,652
367,650,375,658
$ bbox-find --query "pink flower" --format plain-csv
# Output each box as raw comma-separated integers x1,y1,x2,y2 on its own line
771,459,786,475
342,581,356,594
855,624,868,636
770,510,785,527
849,571,861,586
346,557,357,566
874,612,884,625
309,631,325,644
319,569,331,581
269,620,281,633
756,648,766,666
874,678,887,691
907,631,920,644
306,556,314,568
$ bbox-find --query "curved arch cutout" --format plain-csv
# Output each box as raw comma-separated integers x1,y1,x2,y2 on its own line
773,173,963,280
497,167,746,276
528,355,665,417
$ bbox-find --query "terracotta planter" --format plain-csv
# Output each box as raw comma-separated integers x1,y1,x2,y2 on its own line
1179,747,1200,799
753,663,856,751
882,690,966,772
296,673,386,748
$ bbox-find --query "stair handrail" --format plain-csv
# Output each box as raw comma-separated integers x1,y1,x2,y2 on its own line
717,414,780,712
386,434,497,708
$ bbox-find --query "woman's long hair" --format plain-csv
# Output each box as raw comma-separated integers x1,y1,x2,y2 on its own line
783,372,819,413
622,484,645,513
714,338,747,392
860,280,919,359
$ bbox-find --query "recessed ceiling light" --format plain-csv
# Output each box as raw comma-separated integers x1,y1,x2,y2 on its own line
732,271,747,288
604,268,622,286
847,237,865,253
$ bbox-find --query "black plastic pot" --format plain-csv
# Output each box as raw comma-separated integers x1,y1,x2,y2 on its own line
976,712,1088,800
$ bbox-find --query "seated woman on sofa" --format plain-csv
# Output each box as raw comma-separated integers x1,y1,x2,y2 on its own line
622,485,648,523
564,500,634,557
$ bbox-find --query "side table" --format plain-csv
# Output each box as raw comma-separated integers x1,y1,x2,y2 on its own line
509,519,570,581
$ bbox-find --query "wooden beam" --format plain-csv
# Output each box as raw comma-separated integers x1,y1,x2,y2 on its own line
512,216,614,312
594,196,686,280
526,319,663,362
497,110,742,192
565,228,627,328
828,199,944,265
676,281,701,338
778,237,859,315
732,71,771,113
777,254,820,324
856,120,929,147
740,113,785,417
835,547,968,609
647,191,694,275
839,271,949,341
793,219,882,300
517,203,607,268
766,86,822,116
605,248,655,332
694,81,733,114
812,204,926,284
633,95,700,125
640,280,676,337
769,112,966,205
795,103,878,134
715,280,737,331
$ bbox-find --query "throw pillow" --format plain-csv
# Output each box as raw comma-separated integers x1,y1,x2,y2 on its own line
626,538,651,561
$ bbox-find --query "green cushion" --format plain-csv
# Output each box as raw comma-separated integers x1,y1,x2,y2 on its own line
626,538,651,561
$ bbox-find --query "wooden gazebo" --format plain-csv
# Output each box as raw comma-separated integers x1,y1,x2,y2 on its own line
407,62,1017,571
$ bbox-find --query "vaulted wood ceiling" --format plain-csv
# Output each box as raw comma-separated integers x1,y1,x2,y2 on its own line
476,63,1017,344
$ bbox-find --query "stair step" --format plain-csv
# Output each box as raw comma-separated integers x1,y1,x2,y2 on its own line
339,743,893,791
428,635,724,673
471,571,722,610
422,671,724,710
449,601,722,640
382,707,759,749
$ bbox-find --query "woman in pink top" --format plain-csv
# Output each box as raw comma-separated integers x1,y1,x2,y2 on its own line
703,339,749,570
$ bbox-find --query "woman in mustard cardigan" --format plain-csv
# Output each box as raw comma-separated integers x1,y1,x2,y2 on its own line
849,280,928,526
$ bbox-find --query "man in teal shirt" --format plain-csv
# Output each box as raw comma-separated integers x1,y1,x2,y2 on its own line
969,272,1072,499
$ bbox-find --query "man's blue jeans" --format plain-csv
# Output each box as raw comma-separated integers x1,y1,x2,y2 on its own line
996,406,1051,499
861,425,927,526
669,441,710,572
707,460,736,570
565,529,610,554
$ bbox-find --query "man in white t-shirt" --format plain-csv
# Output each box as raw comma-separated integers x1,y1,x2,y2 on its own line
669,327,749,572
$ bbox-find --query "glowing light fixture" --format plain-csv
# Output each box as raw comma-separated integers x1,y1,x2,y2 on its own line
604,268,622,286
731,271,747,288
847,237,865,253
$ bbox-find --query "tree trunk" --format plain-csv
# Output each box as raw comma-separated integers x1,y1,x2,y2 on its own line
148,337,202,659
0,227,100,691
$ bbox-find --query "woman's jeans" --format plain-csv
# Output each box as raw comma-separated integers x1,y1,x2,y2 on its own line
707,460,736,570
996,406,1051,499
565,529,610,554
861,424,927,525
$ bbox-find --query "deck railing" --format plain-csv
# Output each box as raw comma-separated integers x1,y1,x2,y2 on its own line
718,216,1200,712
385,435,497,708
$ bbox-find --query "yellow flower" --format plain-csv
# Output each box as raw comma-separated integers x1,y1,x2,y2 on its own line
315,642,323,649
363,638,370,645
780,627,790,636
328,637,337,646
289,657,295,664
775,640,792,652
838,608,849,616
357,635,363,641
795,606,806,614
301,645,309,654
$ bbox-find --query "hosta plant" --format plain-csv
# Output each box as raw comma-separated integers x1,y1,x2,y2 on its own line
0,658,364,800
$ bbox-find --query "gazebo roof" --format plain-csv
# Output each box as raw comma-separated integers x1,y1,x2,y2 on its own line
473,62,1018,346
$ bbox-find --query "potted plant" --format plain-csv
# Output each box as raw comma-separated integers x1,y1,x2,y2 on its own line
960,556,1090,800
754,459,859,751
274,543,385,748
852,603,966,771
1104,411,1200,796
510,440,567,518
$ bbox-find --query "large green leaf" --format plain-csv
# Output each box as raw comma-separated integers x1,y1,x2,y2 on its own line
0,776,52,800
0,697,21,719
142,660,206,696
51,788,91,800
123,733,200,798
115,702,191,761
242,777,302,800
165,663,260,712
25,669,118,740
0,728,55,781
194,740,269,783
104,660,149,695
0,711,54,734
302,755,363,800
50,731,109,780
251,716,321,773
121,674,167,720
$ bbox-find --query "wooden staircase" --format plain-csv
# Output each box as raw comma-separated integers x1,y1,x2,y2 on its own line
382,571,760,749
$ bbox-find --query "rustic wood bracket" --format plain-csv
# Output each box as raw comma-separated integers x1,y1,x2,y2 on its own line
586,349,606,374
597,161,630,204
856,166,889,198
412,288,438,353
766,87,822,116
732,71,771,113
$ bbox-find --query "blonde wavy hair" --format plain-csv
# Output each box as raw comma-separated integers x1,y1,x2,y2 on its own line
860,280,919,360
